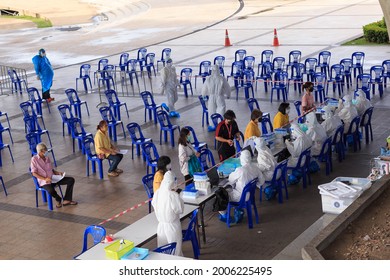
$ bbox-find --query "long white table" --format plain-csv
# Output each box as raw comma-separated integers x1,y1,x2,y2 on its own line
75,204,198,260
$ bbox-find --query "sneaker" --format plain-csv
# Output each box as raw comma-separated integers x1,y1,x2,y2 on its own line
107,171,119,177
115,168,123,174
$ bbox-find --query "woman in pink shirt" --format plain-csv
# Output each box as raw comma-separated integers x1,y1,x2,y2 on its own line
301,82,315,114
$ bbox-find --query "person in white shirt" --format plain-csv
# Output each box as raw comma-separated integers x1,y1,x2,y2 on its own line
178,127,200,186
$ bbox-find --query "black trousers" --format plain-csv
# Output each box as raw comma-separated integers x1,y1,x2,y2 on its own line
42,89,51,99
41,177,75,202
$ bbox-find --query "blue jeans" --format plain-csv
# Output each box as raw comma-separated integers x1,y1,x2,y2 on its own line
107,153,123,173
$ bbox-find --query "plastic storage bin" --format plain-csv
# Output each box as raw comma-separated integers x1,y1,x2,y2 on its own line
182,184,199,199
217,158,241,177
121,247,149,260
332,177,371,191
104,239,134,260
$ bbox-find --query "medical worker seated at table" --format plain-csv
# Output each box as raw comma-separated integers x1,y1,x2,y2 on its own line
335,94,358,134
254,137,277,181
273,102,291,130
321,105,343,137
152,170,184,256
160,58,180,118
285,123,312,167
219,150,265,222
354,89,372,116
201,64,231,131
305,112,327,156
244,109,262,141
32,48,55,102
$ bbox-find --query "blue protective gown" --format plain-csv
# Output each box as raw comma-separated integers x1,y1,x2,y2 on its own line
32,55,54,93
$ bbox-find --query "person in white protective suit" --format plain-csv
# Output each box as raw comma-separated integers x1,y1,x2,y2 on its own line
354,89,372,116
254,137,277,181
285,123,312,167
201,64,231,131
305,112,328,156
336,94,358,134
321,105,343,137
160,58,180,117
152,170,184,256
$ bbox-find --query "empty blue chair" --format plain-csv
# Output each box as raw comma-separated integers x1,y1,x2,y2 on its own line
126,59,140,92
356,73,371,100
0,176,7,196
211,113,223,149
270,71,288,103
141,142,160,174
272,56,285,74
255,61,273,92
261,115,273,134
65,88,90,119
260,159,288,203
184,125,207,152
360,107,374,144
0,119,13,144
179,68,194,97
144,53,157,78
243,55,256,71
228,61,244,95
157,48,171,72
195,61,212,88
126,122,152,160
26,132,57,167
104,89,129,120
241,69,255,100
76,64,92,92
287,147,312,189
340,58,353,89
57,104,76,136
20,101,46,130
69,118,92,153
382,59,390,88
115,52,129,72
213,56,225,76
369,65,384,97
313,137,333,176
24,115,53,147
0,136,14,167
327,64,344,96
27,87,51,115
288,63,305,94
351,51,365,78
293,100,304,123
343,116,361,152
30,169,63,211
332,124,345,162
98,64,116,91
257,50,273,74
99,106,126,142
198,95,209,127
234,49,247,62
182,209,200,259
141,173,154,213
198,148,215,171
137,47,148,71
287,50,302,72
94,58,109,85
0,111,11,129
153,242,176,255
247,98,260,112
313,72,326,103
317,51,331,78
303,58,317,82
7,69,27,94
157,110,180,147
141,91,161,123
226,178,259,229
80,225,106,254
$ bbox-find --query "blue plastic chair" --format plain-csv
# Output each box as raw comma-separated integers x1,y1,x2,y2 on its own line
303,58,318,82
98,64,116,91
272,57,285,74
343,116,361,152
144,53,157,78
157,110,180,147
369,65,384,97
317,51,331,78
327,64,344,96
141,173,154,213
313,136,333,175
7,69,27,94
340,58,353,89
260,159,288,203
243,56,256,71
0,111,11,129
184,125,207,152
153,242,176,255
69,118,92,153
286,50,302,73
57,104,76,137
382,59,390,88
313,72,326,103
0,176,7,196
20,101,46,130
198,148,215,171
26,132,57,167
182,209,200,259
247,98,260,112
213,56,225,76
76,64,92,92
24,115,53,147
30,169,63,211
94,58,109,85
126,59,140,92
293,100,304,123
210,113,223,149
104,89,129,121
332,124,345,162
179,68,194,98
27,87,51,115
0,119,13,144
156,48,171,72
141,91,161,123
99,106,126,142
198,95,209,127
81,225,106,253
226,178,259,229
287,147,312,189
83,136,107,180
141,142,160,174
65,88,90,119
137,48,148,71
255,61,273,92
0,135,14,167
115,53,129,72
359,107,374,144
241,69,255,100
195,61,211,88
270,71,288,103
356,73,371,100
288,63,305,94
234,49,247,62
126,122,152,160
261,115,273,134
257,50,273,75
351,51,365,78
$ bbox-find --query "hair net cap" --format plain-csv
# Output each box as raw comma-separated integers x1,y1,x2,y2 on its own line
305,112,318,127
240,150,252,166
161,170,175,190
166,58,172,63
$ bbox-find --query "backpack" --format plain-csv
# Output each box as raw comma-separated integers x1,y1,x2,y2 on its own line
213,187,229,212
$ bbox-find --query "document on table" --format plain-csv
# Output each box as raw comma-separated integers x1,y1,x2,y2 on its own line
119,149,128,155
52,173,65,183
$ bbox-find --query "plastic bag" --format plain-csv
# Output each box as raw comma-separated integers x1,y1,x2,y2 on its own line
188,155,202,176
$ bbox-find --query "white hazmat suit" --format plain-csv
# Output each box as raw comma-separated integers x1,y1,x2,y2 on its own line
227,150,265,202
355,89,372,116
305,112,328,156
161,60,179,112
201,65,231,124
254,137,277,181
337,94,358,133
321,105,342,137
285,123,312,167
152,171,184,256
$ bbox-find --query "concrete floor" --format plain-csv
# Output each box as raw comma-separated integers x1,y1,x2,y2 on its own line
0,0,389,260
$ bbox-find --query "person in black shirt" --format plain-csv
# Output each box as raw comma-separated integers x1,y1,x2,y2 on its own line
215,110,240,161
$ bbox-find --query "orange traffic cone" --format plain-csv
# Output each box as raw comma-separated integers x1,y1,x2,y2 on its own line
224,29,232,47
273,28,280,46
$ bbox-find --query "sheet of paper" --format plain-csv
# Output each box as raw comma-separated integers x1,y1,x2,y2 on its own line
52,172,66,183
119,149,128,155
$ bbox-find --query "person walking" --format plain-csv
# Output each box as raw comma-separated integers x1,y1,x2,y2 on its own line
32,49,55,102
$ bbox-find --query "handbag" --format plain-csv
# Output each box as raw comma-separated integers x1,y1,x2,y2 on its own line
188,155,202,176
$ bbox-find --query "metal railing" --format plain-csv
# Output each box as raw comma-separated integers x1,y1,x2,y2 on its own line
0,64,28,95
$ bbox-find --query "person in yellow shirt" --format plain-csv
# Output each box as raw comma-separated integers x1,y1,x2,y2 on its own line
244,109,263,141
153,156,172,193
273,102,290,129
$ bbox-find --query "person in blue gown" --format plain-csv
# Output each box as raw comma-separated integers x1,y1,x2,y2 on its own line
32,49,54,102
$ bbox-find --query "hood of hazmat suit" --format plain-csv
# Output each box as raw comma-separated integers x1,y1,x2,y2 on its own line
286,123,312,167
254,137,277,181
355,89,372,116
305,112,327,156
338,94,358,132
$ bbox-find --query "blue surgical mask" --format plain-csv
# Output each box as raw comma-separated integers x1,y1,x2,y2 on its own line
187,135,193,143
352,99,358,105
44,151,49,157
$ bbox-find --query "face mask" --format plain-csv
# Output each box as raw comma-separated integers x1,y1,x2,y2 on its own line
166,163,172,171
286,108,290,114
257,117,262,123
187,135,193,143
44,151,49,157
352,99,358,105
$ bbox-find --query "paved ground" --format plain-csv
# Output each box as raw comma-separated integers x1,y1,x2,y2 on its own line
0,0,389,260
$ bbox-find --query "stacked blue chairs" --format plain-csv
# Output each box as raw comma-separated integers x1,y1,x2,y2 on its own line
153,242,176,255
0,111,11,129
287,50,302,73
343,116,361,152
313,137,333,176
144,53,157,78
257,50,274,75
288,63,305,94
303,58,317,82
156,110,180,147
20,101,46,131
0,134,14,167
27,87,51,115
141,91,161,123
57,104,76,136
332,124,345,162
225,178,259,229
313,72,326,103
272,57,285,74
327,64,344,96
356,73,371,100
104,89,129,120
287,147,312,189
234,49,247,62
195,61,212,88
0,176,7,196
198,148,215,171
76,64,92,92
83,136,109,180
126,59,140,92
141,142,159,174
270,71,288,103
340,58,353,89
382,59,390,88
79,225,106,255
183,126,207,152
243,56,256,71
255,61,273,92
98,64,116,91
137,48,148,71
241,69,255,100
293,100,304,123
351,51,365,78
65,88,90,119
126,122,152,160
211,113,223,149
99,106,126,142
93,58,109,85
156,48,171,72
213,56,225,76
247,97,260,112
260,159,288,203
69,118,92,153
360,107,374,144
317,51,331,78
141,174,154,213
24,115,53,147
0,119,13,144
182,209,200,259
227,61,244,93
179,68,194,97
261,115,273,134
26,132,57,167
369,65,384,97
7,69,27,94
198,95,209,127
